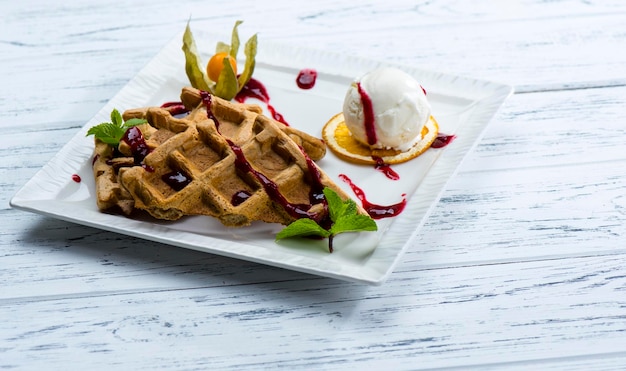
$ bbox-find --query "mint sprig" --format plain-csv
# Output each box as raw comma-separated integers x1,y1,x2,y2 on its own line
275,187,377,253
86,109,146,146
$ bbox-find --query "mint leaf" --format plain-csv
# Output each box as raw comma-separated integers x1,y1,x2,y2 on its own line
323,186,344,221
331,214,378,235
110,108,123,127
325,187,358,222
86,109,146,146
123,118,148,128
275,187,377,253
276,218,330,240
87,123,124,145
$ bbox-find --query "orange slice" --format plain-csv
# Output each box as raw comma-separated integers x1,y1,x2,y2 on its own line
322,113,439,165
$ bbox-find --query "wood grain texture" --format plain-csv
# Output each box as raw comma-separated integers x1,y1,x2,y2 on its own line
2,255,626,369
2,1,626,127
2,0,626,369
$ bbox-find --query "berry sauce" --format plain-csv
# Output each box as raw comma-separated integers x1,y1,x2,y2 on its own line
71,174,81,183
161,101,190,117
235,77,289,126
299,145,326,204
200,91,220,130
431,133,456,148
339,174,407,219
229,140,317,220
296,69,317,89
200,90,323,221
231,190,252,206
162,170,192,191
122,126,151,164
356,82,377,146
372,156,400,181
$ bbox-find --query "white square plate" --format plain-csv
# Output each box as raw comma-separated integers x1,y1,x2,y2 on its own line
10,31,513,285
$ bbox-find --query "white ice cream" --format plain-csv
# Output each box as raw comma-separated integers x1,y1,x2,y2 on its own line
342,67,431,151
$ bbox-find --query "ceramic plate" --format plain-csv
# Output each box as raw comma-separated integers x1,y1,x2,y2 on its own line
10,30,513,285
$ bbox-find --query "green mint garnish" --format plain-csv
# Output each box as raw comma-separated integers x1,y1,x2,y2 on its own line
275,187,377,253
86,108,146,146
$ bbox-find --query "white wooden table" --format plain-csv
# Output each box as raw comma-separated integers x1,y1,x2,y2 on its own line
2,1,626,369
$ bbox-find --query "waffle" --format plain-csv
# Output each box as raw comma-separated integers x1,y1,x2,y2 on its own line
116,90,354,226
92,139,135,214
92,87,353,228
178,87,326,161
91,104,189,215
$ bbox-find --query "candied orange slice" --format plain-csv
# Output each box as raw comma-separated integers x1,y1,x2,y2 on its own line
322,113,439,165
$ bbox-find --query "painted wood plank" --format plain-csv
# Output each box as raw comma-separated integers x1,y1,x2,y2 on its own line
462,85,626,172
1,254,625,369
2,1,625,130
405,159,626,267
3,1,626,369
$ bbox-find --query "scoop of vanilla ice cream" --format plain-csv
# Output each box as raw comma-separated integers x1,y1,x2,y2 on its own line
342,67,431,151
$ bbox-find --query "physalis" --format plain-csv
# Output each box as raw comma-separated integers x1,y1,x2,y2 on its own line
183,20,257,101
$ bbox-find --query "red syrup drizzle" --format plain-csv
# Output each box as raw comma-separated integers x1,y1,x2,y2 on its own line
431,133,456,148
296,69,317,89
200,90,325,222
372,156,400,181
229,140,319,220
231,190,252,206
338,174,407,219
200,90,220,129
160,101,190,117
356,82,377,146
299,145,326,204
161,170,192,191
123,126,150,162
122,126,154,172
367,133,456,181
235,77,289,125
71,174,81,183
149,93,218,193
367,132,455,180
156,104,194,191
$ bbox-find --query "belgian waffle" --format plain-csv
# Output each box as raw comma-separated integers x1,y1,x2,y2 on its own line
92,87,354,228
91,104,191,215
92,139,135,215
117,90,353,226
178,86,326,161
